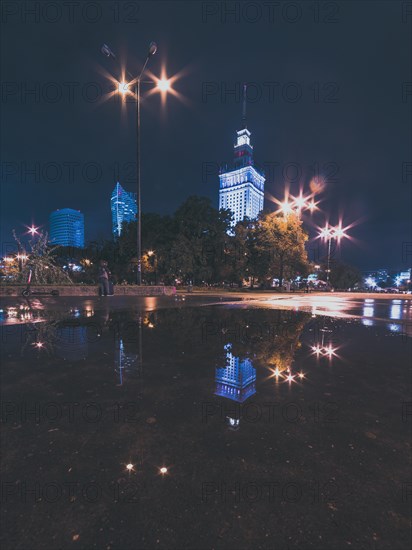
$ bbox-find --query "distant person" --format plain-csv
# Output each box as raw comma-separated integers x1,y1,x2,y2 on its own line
98,260,110,296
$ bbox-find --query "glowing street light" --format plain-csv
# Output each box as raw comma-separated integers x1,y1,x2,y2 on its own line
293,194,307,211
101,41,160,285
28,225,39,236
279,200,294,216
332,225,346,242
270,367,283,381
118,81,129,95
157,78,171,92
307,199,318,213
318,223,349,284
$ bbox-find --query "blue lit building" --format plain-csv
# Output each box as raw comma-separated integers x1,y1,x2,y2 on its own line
49,208,84,248
111,182,137,238
215,344,256,403
219,88,265,226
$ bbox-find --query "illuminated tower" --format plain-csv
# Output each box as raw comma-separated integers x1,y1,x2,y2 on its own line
219,84,265,226
111,182,137,238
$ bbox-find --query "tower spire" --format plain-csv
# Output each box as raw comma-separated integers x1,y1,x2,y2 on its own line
242,83,247,128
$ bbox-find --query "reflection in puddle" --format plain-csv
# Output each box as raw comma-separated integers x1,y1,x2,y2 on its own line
215,344,256,403
390,300,401,320
362,299,374,326
0,297,411,548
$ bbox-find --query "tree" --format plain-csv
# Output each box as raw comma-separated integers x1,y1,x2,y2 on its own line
166,196,232,284
252,211,310,287
12,230,72,284
328,262,362,289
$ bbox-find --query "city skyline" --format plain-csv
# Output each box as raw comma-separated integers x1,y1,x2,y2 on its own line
1,2,410,271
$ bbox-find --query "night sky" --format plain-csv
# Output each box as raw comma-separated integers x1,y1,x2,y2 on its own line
1,0,411,270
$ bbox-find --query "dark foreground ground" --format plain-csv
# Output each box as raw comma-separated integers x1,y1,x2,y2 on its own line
1,295,411,549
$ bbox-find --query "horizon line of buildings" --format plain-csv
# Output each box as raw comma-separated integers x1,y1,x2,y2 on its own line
48,89,266,248
47,181,138,248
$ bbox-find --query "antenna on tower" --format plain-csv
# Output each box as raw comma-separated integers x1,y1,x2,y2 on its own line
242,83,247,128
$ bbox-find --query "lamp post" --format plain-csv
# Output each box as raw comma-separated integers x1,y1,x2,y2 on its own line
101,42,158,285
319,224,347,284
278,194,318,218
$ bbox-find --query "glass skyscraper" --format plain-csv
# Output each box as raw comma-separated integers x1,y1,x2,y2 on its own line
111,182,137,238
219,90,265,226
49,208,84,248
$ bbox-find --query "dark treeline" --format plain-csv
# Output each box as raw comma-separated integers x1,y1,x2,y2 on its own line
55,195,341,287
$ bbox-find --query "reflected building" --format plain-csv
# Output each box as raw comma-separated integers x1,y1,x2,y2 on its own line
215,344,256,403
114,338,140,384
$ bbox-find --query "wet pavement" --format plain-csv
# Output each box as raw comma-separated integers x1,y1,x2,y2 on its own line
1,295,411,549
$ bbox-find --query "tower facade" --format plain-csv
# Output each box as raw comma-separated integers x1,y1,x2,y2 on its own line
219,86,265,226
49,208,84,248
111,182,137,238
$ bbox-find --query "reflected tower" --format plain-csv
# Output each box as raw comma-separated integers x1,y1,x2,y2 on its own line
215,344,256,403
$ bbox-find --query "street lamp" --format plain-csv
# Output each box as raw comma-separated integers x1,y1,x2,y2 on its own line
277,193,318,218
157,79,170,92
27,225,39,236
279,200,294,216
101,41,160,285
318,223,348,284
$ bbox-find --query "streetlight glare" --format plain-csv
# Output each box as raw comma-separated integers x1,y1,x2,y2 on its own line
333,226,346,241
319,226,332,239
118,81,129,95
157,78,171,92
279,201,293,215
293,195,307,210
27,225,39,236
308,199,318,212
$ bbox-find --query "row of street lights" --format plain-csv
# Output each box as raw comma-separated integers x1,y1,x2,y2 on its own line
278,193,318,216
276,192,350,285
